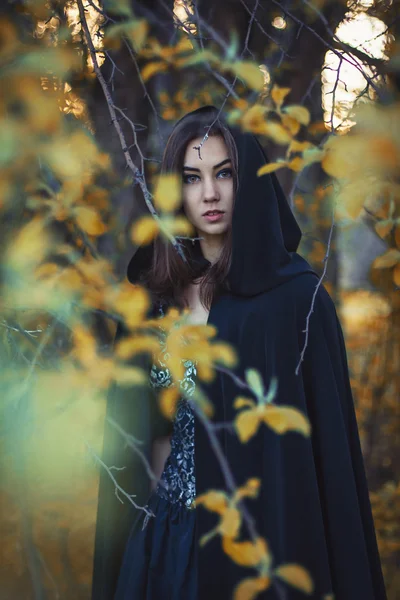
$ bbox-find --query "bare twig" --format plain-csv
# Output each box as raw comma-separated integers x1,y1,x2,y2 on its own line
77,0,188,263
85,441,155,517
295,202,336,376
107,416,167,489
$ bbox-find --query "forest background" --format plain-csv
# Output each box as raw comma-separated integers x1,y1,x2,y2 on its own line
0,0,399,598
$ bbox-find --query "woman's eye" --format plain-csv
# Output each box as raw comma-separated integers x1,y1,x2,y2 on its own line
183,174,199,184
217,169,232,179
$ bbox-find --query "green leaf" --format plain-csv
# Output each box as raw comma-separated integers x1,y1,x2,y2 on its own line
225,30,239,62
264,377,278,404
245,368,265,398
103,0,133,17
106,19,149,53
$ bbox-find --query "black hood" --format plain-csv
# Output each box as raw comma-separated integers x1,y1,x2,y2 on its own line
127,124,315,296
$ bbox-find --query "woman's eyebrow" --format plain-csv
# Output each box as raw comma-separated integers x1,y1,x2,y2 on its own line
182,158,231,172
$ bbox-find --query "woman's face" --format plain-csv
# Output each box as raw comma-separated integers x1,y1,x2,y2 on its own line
181,135,234,243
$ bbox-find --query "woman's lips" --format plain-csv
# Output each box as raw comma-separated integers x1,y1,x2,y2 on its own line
203,211,225,222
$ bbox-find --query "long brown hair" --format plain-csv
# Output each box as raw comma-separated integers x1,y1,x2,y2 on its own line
141,106,238,311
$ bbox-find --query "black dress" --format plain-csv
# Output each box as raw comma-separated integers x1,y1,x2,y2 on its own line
114,306,199,599
92,118,387,600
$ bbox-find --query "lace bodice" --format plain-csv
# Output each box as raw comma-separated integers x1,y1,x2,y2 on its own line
149,304,197,508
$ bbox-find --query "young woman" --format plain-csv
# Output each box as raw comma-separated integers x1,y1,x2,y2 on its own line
91,107,386,600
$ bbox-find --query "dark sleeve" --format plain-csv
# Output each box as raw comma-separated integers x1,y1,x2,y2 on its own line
91,322,171,600
300,284,387,600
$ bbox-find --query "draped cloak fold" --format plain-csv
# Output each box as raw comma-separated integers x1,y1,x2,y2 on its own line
91,121,386,599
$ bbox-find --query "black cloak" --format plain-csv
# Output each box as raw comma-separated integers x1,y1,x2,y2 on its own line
91,129,386,600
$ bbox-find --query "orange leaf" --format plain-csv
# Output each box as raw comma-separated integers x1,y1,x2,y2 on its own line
159,387,180,419
234,576,271,600
257,162,287,176
234,397,256,410
74,206,106,236
220,507,242,538
211,342,237,367
274,564,314,594
393,263,400,287
271,85,291,109
131,215,159,245
195,490,228,515
141,61,167,82
287,157,305,172
372,249,400,269
262,406,311,437
116,335,161,360
235,478,261,501
235,409,261,443
222,537,270,568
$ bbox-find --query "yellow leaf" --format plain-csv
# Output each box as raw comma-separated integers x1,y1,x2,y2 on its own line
159,387,180,419
234,397,256,410
116,335,161,360
131,215,159,245
264,122,293,145
375,220,394,239
223,537,270,568
271,85,291,108
288,157,305,172
195,490,228,515
6,218,50,271
220,507,242,538
169,215,194,236
283,105,310,126
274,564,314,594
234,576,271,600
141,61,167,82
262,406,311,437
241,105,268,135
257,162,287,177
211,342,237,367
281,114,300,136
288,140,313,153
126,19,149,52
154,173,181,212
74,206,106,236
35,262,59,280
113,366,146,386
235,478,261,501
395,224,400,249
108,282,150,328
73,325,97,366
232,61,265,92
235,410,261,443
372,249,400,269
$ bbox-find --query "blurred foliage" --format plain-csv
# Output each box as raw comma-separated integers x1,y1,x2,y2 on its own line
0,0,399,598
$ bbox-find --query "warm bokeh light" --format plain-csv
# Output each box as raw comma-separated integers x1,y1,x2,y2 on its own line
272,16,287,30
66,0,105,72
174,0,196,34
322,8,389,131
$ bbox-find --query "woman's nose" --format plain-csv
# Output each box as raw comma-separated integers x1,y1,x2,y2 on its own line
203,177,220,201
